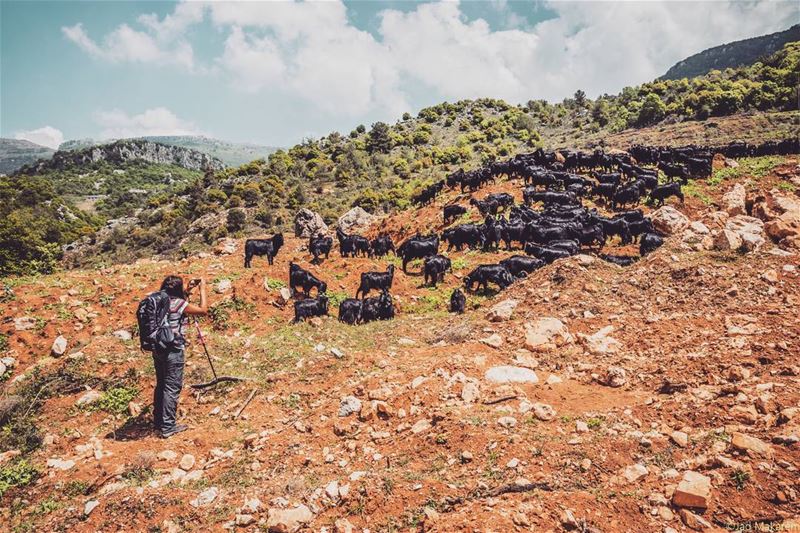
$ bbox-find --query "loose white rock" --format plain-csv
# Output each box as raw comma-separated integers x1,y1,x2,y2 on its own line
190,487,219,507
51,335,68,356
338,396,362,417
485,366,539,384
84,500,100,516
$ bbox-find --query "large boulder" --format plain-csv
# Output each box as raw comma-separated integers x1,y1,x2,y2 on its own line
266,504,314,532
725,215,765,252
485,366,539,384
294,209,328,238
754,190,800,249
651,206,689,235
337,207,377,233
213,237,238,255
713,229,743,251
722,183,746,216
524,318,573,351
486,299,518,322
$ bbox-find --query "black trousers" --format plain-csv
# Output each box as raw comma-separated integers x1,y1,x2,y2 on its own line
152,347,184,432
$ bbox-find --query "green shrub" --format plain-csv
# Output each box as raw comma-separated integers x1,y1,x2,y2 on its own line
0,459,39,498
91,386,139,415
227,208,247,232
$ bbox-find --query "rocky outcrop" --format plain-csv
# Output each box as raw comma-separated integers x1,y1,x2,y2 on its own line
294,209,328,238
752,189,800,249
16,139,224,175
725,215,765,251
651,206,689,235
722,183,746,216
337,207,377,233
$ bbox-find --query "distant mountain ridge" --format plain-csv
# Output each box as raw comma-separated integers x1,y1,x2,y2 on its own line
59,135,281,167
16,139,224,175
661,24,800,80
0,138,55,174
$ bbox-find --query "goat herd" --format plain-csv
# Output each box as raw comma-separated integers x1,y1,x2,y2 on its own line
241,138,797,325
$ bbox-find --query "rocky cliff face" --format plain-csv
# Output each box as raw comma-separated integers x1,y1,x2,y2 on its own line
17,139,224,175
661,24,800,80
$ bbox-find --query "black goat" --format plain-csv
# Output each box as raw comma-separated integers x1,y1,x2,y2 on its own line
449,289,466,314
397,234,439,273
592,183,617,203
442,224,484,251
480,217,502,251
464,264,514,292
244,233,284,268
470,197,499,216
361,291,395,323
485,192,514,210
640,233,664,256
370,234,395,257
649,182,684,207
289,262,327,297
338,298,363,325
612,184,641,210
500,219,527,250
309,234,333,263
443,204,467,224
627,218,655,242
549,239,581,255
524,243,572,263
500,255,544,278
423,255,451,286
588,215,632,245
525,190,579,207
598,254,638,267
578,223,606,249
293,295,329,323
337,228,370,258
355,265,395,298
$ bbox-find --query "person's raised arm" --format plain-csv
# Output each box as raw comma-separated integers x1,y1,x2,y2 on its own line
185,278,207,315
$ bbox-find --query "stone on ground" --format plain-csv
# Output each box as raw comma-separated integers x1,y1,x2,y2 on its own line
673,470,711,509
485,366,539,384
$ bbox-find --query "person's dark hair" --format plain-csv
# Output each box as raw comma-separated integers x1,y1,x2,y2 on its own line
160,275,185,299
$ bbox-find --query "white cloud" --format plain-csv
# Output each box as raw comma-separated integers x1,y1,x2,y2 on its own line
62,21,195,70
63,0,799,124
93,107,202,139
14,126,64,150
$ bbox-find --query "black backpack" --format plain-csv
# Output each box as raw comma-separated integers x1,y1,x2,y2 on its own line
136,291,176,352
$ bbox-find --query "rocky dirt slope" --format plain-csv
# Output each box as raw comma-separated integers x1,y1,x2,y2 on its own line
1,155,799,533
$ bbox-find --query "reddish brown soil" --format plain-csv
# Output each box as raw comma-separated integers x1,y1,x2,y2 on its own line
1,158,799,533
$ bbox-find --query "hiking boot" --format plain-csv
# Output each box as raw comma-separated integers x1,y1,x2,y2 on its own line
159,424,189,439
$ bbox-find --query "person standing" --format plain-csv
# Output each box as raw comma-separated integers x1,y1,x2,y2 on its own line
152,275,207,438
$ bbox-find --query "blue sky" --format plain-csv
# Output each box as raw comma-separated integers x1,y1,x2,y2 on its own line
2,1,797,149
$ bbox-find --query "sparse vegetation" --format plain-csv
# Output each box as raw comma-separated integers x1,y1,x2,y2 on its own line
0,460,39,498
91,385,139,415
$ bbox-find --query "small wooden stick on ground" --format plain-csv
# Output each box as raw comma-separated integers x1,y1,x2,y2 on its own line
234,388,257,420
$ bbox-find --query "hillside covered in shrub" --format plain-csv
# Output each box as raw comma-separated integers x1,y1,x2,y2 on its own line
4,41,800,275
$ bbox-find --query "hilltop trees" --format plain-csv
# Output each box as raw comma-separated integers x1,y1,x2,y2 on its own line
637,93,667,125
367,122,393,154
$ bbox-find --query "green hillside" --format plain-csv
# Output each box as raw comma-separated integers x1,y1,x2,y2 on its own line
0,139,55,175
2,40,799,276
